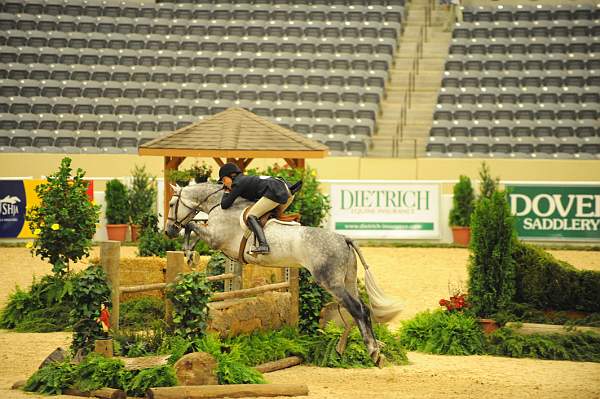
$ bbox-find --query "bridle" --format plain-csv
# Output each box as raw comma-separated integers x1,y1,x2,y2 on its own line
167,187,223,231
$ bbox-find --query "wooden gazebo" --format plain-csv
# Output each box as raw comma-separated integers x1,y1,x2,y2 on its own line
138,107,328,219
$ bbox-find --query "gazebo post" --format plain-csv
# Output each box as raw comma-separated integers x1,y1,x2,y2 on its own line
164,156,185,227
284,158,306,169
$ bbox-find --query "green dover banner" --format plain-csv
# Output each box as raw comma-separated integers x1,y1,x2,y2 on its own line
330,183,440,239
506,184,600,241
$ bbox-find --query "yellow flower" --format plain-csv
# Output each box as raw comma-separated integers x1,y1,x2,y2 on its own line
33,228,41,235
51,223,60,230
311,170,317,177
25,242,33,249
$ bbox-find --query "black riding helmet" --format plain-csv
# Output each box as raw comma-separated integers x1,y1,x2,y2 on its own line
218,162,242,182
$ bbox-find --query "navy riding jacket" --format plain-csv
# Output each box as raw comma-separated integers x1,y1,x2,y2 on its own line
220,175,290,209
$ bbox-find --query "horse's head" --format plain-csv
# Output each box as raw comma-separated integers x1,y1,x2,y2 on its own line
165,182,223,238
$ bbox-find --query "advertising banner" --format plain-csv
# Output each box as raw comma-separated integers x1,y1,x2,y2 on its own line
330,182,440,239
0,180,94,239
506,184,600,241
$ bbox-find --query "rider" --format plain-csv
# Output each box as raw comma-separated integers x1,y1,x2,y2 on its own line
218,163,298,255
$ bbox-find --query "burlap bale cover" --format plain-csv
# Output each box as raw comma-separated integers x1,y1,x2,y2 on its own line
208,291,291,337
174,352,218,386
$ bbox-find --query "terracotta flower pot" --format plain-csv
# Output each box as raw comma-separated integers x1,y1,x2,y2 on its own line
106,224,128,242
451,226,471,246
130,224,141,242
477,318,499,334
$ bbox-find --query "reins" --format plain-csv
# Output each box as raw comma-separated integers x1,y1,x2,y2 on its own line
168,187,223,230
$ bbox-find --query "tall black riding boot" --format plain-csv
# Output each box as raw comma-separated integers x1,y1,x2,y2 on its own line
246,215,270,254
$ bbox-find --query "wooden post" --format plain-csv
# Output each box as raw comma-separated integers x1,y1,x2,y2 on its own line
100,241,120,332
94,339,114,358
285,268,300,326
165,251,186,324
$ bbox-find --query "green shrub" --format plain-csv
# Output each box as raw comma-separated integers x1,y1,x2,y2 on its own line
229,327,308,366
298,268,332,334
206,251,227,291
478,161,499,200
449,175,475,227
307,322,408,367
486,328,600,362
128,165,157,225
165,271,211,340
120,297,165,329
124,365,178,397
26,157,100,275
399,310,485,356
74,354,125,391
137,214,181,257
468,191,516,316
70,266,112,354
24,361,75,395
512,241,600,313
105,179,129,225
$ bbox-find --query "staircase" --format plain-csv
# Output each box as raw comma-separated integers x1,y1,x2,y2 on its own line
370,0,453,158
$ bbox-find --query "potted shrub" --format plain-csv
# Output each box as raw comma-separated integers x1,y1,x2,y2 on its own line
105,179,129,242
449,175,475,246
166,169,192,187
189,162,213,183
128,165,156,241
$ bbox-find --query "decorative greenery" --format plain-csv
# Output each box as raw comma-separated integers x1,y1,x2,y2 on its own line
120,297,165,329
398,310,485,356
448,175,475,227
206,251,227,291
229,327,308,366
246,163,331,228
128,165,157,225
74,354,125,392
137,214,182,257
113,320,170,358
486,328,600,362
308,323,409,367
26,157,100,275
298,268,332,334
478,161,499,200
0,275,72,332
124,365,178,397
24,360,75,395
468,191,516,317
165,271,212,340
105,179,129,225
166,169,192,187
189,162,213,183
512,241,600,313
69,266,112,355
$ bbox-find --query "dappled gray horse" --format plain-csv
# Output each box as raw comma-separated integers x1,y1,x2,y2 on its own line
165,182,403,366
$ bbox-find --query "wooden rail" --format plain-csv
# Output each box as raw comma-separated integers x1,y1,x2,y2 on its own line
119,273,236,294
211,282,290,301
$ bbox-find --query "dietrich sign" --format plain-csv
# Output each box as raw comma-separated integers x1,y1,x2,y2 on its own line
506,184,600,241
330,183,440,239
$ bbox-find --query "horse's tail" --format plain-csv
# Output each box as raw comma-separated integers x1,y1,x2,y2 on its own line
345,237,403,323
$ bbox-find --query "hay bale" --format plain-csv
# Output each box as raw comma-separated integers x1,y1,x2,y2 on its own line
243,264,283,289
119,257,167,301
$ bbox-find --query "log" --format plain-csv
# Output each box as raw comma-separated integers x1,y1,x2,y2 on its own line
211,282,290,302
117,355,170,370
254,356,303,373
120,282,167,293
146,384,309,399
63,387,126,399
207,272,235,282
505,322,600,336
11,379,26,390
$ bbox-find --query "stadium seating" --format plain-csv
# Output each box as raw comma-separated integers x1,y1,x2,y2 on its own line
0,0,406,155
427,3,600,159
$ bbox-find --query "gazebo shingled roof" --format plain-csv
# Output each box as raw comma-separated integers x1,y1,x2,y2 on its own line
138,107,328,222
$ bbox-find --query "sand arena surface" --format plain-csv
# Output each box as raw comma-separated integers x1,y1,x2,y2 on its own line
0,246,599,399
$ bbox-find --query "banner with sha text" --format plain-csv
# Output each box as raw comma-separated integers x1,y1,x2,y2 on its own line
330,183,440,239
507,184,600,241
0,180,94,239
